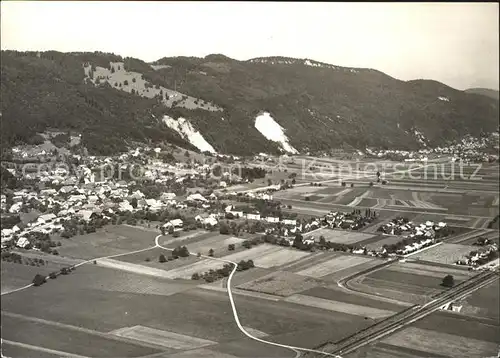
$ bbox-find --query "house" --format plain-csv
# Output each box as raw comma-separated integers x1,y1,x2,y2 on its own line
40,188,57,197
160,192,176,201
246,212,261,221
282,219,297,226
187,193,208,202
163,219,184,230
38,213,57,224
266,216,280,223
16,237,30,248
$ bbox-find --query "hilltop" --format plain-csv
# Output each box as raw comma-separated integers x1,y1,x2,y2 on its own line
1,50,498,156
465,88,499,101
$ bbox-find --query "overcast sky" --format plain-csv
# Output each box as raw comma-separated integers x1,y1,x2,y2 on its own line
2,2,498,90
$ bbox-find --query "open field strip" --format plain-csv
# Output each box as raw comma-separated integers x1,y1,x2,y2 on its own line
283,294,396,319
305,228,375,245
162,348,240,358
1,312,162,357
381,327,499,358
110,325,216,350
237,270,322,297
297,255,374,278
184,235,245,256
200,285,282,302
96,258,189,278
160,230,208,246
386,262,473,281
1,340,90,358
253,249,311,268
410,243,475,265
278,252,325,272
493,196,499,206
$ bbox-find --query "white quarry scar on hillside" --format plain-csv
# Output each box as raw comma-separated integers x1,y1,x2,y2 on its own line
162,115,217,154
254,112,298,154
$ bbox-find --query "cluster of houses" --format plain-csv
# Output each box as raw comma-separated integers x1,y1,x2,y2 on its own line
364,132,499,163
323,210,377,230
456,244,499,268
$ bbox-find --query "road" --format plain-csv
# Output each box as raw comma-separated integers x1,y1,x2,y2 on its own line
305,270,499,357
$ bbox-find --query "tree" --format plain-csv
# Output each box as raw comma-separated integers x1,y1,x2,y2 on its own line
341,182,346,187
132,77,136,83
228,243,235,251
159,254,167,263
267,179,273,186
32,274,46,286
291,178,296,185
191,273,200,280
184,150,190,157
242,240,252,249
369,181,374,186
208,248,214,257
131,198,138,209
123,79,129,86
350,183,354,188
49,272,57,279
442,275,454,287
319,235,327,246
293,234,303,249
219,223,230,235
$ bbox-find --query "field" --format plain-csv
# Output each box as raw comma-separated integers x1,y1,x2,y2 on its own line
381,326,499,358
296,254,375,278
56,225,159,259
237,270,322,296
283,294,396,319
461,279,500,320
1,262,378,357
411,243,474,264
1,261,67,294
305,228,375,245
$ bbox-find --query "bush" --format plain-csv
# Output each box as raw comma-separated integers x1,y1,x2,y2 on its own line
350,183,354,188
49,272,57,279
341,182,346,187
159,254,167,263
191,273,200,280
208,248,214,257
145,257,151,262
228,243,235,251
32,274,46,286
442,275,454,287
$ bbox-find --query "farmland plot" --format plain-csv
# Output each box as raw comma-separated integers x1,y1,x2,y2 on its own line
297,255,374,278
381,327,499,358
110,325,216,350
237,270,322,296
386,261,473,281
183,235,245,256
411,243,475,264
1,261,65,294
306,228,375,245
283,294,396,319
253,248,311,269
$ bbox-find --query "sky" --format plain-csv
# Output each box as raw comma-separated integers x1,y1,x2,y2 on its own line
1,2,498,90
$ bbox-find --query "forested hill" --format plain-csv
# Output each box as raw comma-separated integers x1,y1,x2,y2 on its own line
1,50,498,156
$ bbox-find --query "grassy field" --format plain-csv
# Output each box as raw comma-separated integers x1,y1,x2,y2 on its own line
1,262,377,356
57,225,158,259
1,261,66,294
1,312,161,358
363,235,401,251
306,228,375,245
237,270,322,296
381,326,499,358
461,279,500,321
411,243,475,264
414,311,500,343
296,254,375,278
367,269,455,293
385,261,473,281
300,286,409,311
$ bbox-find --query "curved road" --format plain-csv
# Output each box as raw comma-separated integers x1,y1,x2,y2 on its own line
1,234,342,358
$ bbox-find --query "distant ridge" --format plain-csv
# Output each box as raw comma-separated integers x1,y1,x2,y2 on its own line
465,88,499,100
